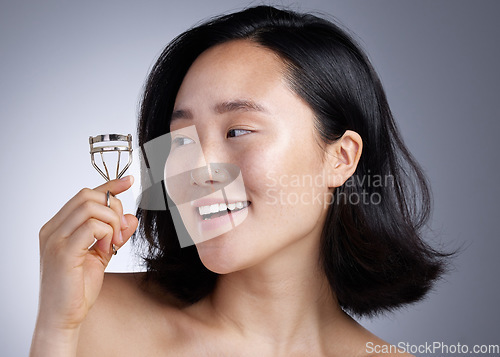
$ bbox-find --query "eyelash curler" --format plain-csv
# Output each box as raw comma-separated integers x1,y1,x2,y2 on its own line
89,134,133,255
89,134,133,181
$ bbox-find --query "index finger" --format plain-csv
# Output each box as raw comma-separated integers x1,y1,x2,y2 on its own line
41,176,135,237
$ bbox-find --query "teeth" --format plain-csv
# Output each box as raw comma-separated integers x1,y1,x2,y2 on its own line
198,205,211,215
197,201,249,216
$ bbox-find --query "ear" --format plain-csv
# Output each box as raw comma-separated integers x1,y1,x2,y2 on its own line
324,130,363,188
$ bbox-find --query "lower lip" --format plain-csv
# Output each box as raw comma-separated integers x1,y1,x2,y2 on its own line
197,205,249,231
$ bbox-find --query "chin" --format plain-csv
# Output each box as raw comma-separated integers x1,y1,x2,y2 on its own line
195,235,253,274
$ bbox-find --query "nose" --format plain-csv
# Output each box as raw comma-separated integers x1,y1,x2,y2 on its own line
190,163,230,187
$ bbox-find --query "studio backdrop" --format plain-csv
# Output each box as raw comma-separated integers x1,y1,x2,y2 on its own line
1,1,499,356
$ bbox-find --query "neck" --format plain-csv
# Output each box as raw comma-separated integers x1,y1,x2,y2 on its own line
200,233,352,351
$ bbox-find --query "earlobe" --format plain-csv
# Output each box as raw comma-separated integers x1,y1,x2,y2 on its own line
325,130,363,188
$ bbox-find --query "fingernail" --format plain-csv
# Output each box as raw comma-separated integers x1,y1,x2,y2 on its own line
121,215,129,229
120,175,134,183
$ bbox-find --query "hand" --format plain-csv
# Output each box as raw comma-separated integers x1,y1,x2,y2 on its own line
36,176,138,332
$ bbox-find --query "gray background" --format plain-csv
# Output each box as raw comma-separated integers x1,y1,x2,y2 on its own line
1,0,499,356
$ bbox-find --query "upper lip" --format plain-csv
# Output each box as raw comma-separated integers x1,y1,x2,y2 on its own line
191,198,250,207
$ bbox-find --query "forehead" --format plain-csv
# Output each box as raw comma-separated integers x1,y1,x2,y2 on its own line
174,40,288,108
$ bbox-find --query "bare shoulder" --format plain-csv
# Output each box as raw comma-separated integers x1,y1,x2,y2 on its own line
77,272,185,357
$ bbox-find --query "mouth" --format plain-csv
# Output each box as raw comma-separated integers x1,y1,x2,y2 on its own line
197,201,251,221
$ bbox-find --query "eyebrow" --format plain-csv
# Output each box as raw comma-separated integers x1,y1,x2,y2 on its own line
171,99,268,122
214,99,267,115
171,108,192,122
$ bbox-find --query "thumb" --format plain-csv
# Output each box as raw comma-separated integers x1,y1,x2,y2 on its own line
94,175,135,196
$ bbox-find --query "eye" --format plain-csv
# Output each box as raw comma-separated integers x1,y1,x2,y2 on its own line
227,129,251,138
172,136,195,147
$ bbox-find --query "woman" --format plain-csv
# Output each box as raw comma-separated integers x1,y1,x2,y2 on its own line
30,6,447,356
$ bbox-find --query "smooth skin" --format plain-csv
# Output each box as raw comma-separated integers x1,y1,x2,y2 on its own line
30,40,412,357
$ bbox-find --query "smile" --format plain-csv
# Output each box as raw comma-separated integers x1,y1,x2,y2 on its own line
198,201,250,220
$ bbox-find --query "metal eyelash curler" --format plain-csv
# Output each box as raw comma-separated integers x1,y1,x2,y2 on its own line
89,134,133,181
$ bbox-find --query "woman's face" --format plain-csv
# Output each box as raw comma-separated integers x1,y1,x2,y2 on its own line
167,40,335,273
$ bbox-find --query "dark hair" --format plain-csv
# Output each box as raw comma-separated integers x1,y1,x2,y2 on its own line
135,5,449,316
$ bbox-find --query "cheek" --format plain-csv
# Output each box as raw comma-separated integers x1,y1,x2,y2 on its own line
238,136,329,222
236,141,284,197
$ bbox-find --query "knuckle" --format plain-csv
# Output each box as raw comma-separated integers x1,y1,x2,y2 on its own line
112,197,123,213
112,211,121,226
106,224,114,237
39,222,55,250
77,187,92,199
85,218,113,239
81,200,95,213
39,222,49,240
101,223,114,240
85,218,99,231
